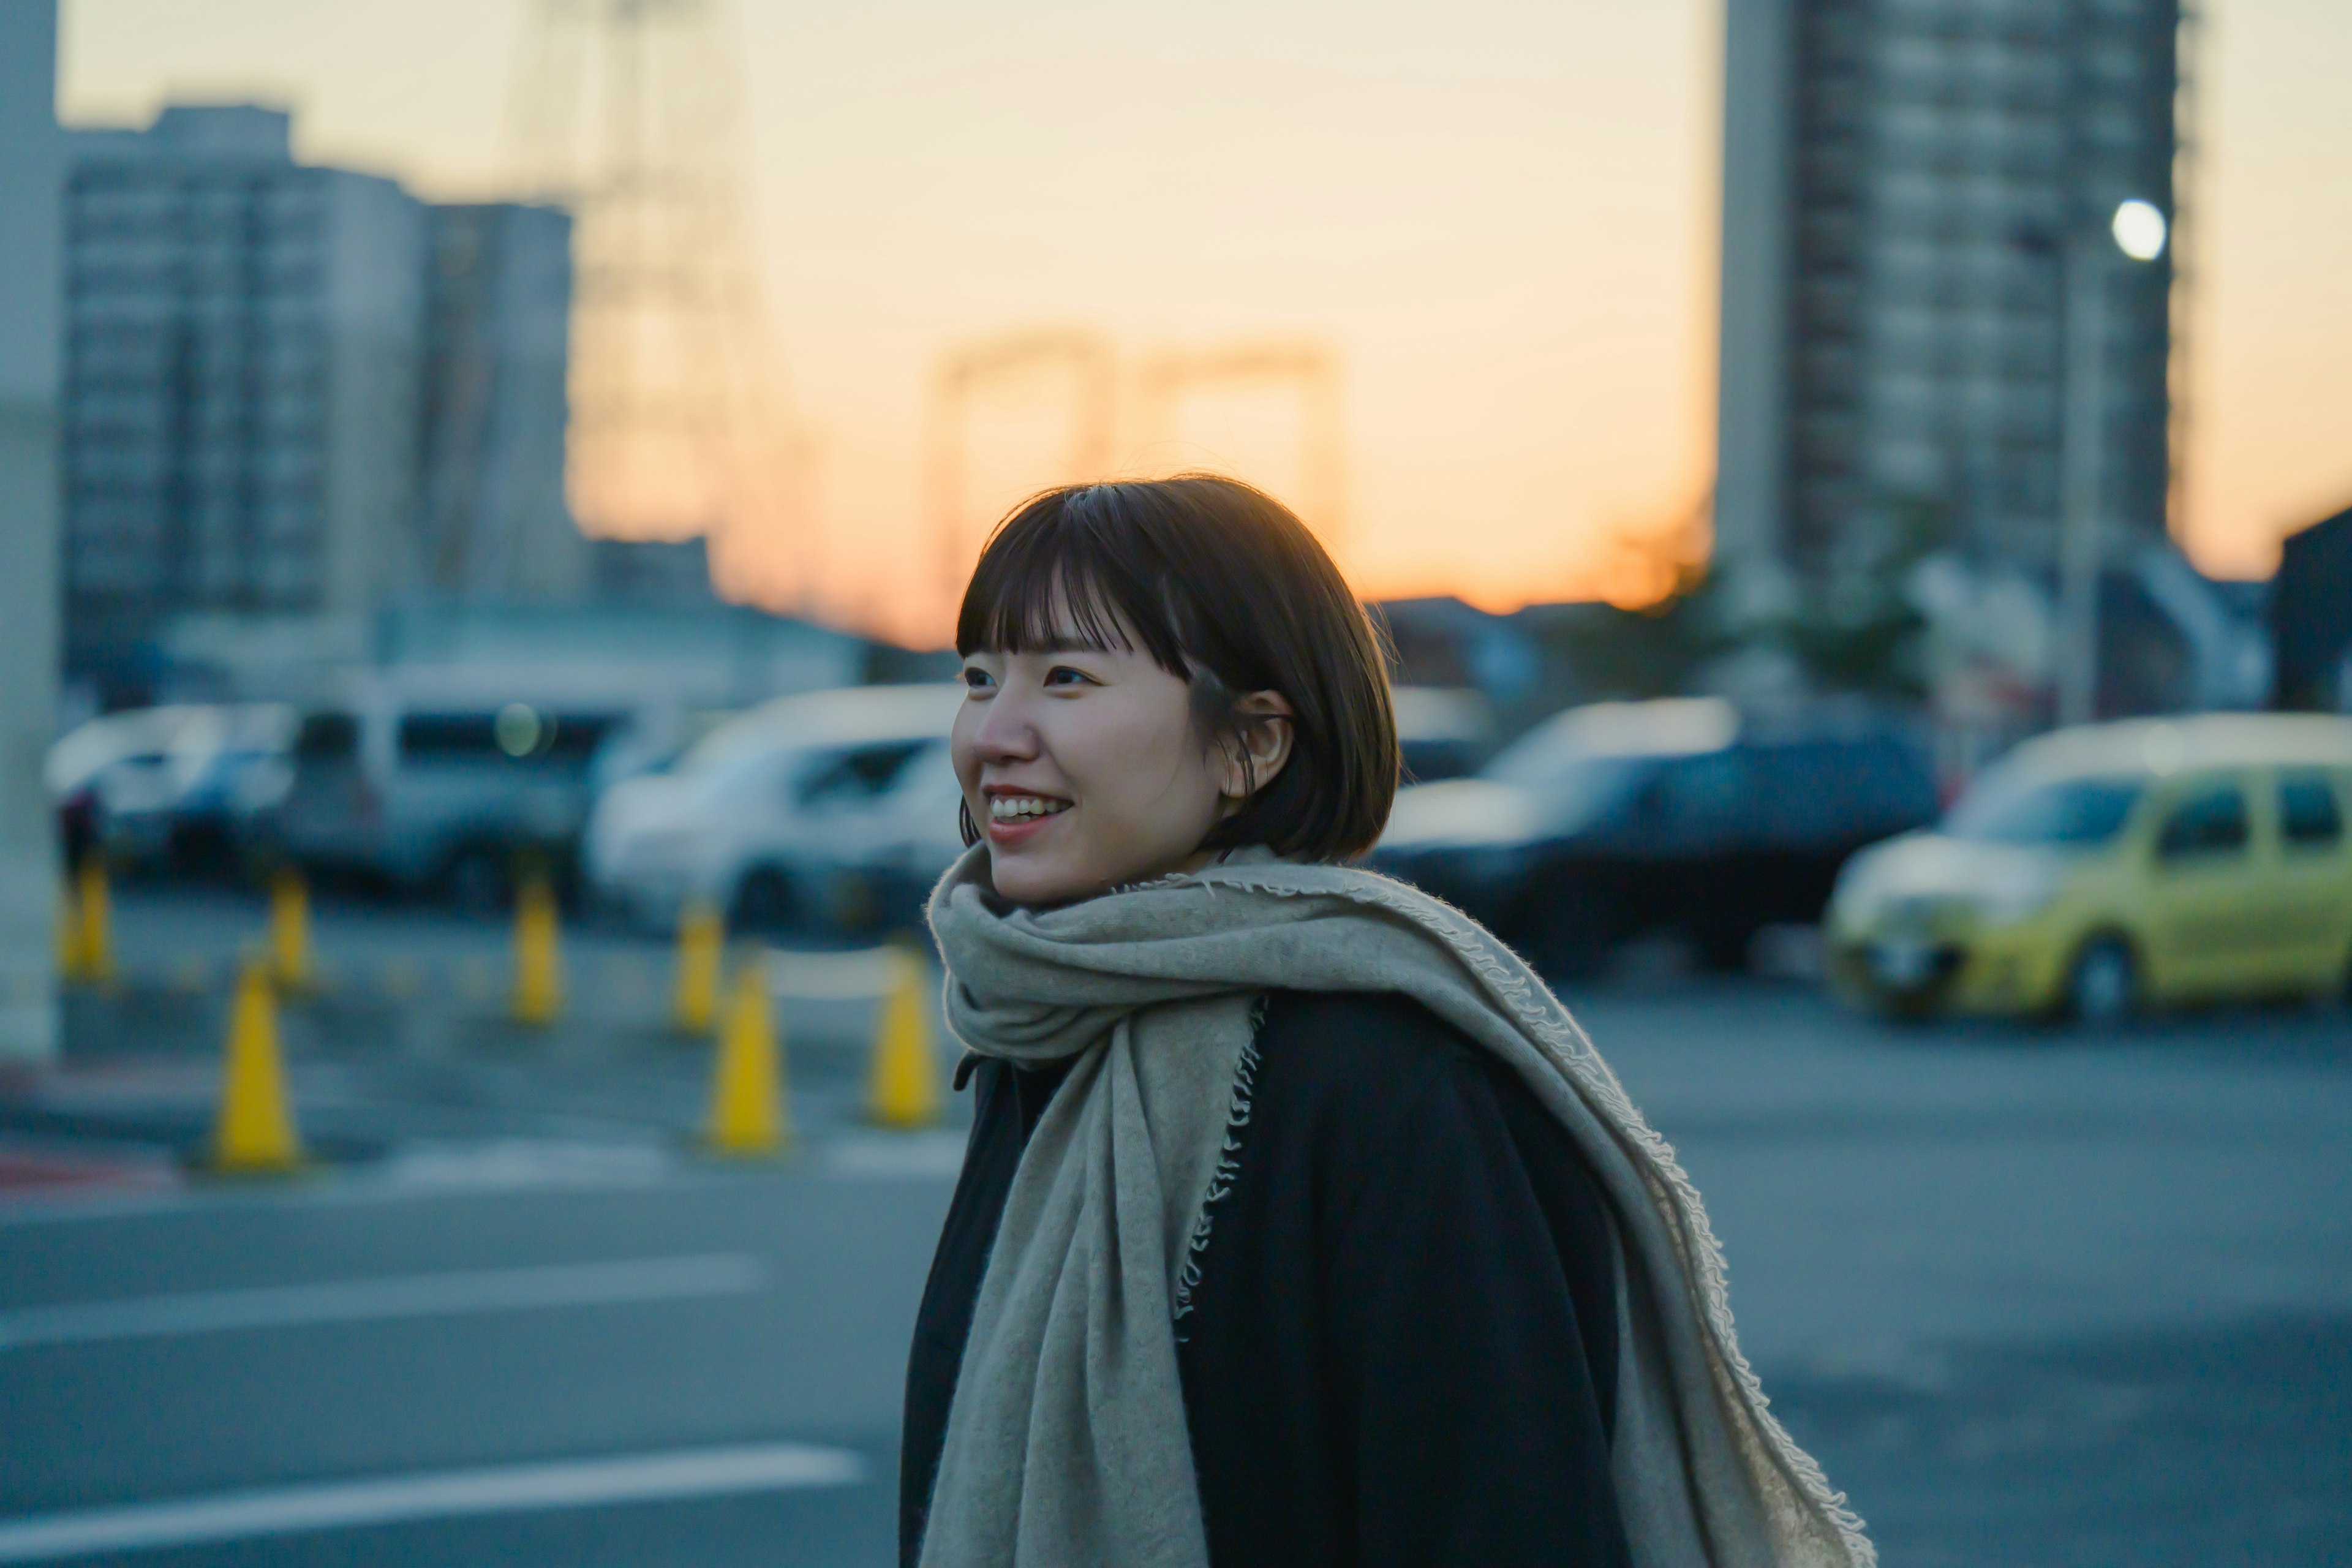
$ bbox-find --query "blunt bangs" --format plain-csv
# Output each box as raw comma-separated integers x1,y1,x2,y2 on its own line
953,477,1400,863
955,488,1195,678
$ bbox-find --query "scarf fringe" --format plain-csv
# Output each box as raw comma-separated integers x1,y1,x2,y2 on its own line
1170,994,1265,1338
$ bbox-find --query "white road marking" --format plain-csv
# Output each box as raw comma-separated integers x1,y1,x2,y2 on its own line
764,946,901,1000
0,1253,764,1351
822,1131,971,1179
0,1442,865,1562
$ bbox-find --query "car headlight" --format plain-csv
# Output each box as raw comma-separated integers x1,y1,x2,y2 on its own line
1829,850,1893,928
1960,862,2060,925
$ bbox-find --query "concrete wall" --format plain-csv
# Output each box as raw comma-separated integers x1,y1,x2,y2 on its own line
0,0,62,1060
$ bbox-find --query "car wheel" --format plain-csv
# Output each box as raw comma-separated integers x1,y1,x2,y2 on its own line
445,846,509,918
731,866,797,935
2067,936,2138,1028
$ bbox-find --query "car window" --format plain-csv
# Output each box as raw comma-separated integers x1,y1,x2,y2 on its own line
1483,722,1587,788
1839,736,1940,837
1656,749,1751,843
1946,775,2142,846
545,715,617,761
398,709,614,765
2155,782,2248,861
295,712,358,761
1742,744,1831,843
1746,739,1929,845
399,714,504,760
1539,756,1652,837
2278,771,2345,849
1401,737,1476,785
798,741,929,807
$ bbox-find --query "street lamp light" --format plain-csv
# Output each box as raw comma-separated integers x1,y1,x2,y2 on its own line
2056,198,2169,727
2112,199,2169,263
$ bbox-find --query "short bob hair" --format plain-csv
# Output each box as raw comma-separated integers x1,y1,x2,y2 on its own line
956,475,1398,863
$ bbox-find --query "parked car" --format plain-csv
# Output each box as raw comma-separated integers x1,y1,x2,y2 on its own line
46,704,294,876
584,684,961,935
767,684,1505,942
1393,685,1493,783
1826,714,2352,1021
1371,698,1939,976
250,674,646,908
764,737,966,940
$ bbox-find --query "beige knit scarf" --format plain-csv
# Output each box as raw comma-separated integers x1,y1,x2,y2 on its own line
918,845,1873,1568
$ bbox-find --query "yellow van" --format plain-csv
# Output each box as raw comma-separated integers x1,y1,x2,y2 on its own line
1826,714,2352,1021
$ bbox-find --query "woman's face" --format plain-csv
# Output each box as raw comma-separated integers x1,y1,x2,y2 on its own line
953,622,1284,908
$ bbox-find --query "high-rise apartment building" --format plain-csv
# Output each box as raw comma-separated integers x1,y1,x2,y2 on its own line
61,106,428,685
60,106,597,697
1716,0,2180,594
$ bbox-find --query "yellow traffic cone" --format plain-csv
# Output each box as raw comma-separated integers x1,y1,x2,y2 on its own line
868,945,941,1129
56,870,86,981
270,869,312,992
672,900,724,1035
210,960,304,1174
511,875,562,1026
74,857,114,984
706,953,789,1156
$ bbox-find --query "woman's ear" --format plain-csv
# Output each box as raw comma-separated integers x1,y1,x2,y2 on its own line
1215,691,1295,801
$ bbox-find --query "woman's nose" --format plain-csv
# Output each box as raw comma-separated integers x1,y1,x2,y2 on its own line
971,685,1041,762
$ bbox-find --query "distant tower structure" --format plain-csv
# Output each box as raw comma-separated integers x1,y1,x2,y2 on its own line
1136,340,1345,546
925,328,1118,614
507,0,793,598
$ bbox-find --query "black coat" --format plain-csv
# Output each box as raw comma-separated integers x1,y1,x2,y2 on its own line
901,989,1632,1568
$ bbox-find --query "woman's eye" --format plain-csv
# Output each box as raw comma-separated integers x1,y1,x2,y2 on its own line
962,667,995,692
1043,666,1095,688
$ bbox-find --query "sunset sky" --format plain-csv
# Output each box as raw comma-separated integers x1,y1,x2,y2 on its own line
58,0,2352,646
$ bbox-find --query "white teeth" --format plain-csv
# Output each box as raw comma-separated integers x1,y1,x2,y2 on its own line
989,795,1069,822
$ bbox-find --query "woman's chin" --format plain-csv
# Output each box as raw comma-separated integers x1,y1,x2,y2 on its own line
984,853,1094,910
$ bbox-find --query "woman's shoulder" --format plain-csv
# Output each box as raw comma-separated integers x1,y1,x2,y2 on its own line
1250,988,1501,1140
1255,987,1472,1069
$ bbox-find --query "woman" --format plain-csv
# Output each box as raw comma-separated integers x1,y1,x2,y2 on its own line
902,476,1871,1568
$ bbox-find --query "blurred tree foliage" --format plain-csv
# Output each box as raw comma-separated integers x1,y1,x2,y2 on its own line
1509,510,1730,707
1784,496,1954,700
1513,494,1953,710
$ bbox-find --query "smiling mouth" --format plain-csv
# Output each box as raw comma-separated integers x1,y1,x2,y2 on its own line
987,794,1071,824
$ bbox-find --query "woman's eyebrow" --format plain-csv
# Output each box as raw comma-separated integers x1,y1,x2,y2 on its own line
1018,633,1121,654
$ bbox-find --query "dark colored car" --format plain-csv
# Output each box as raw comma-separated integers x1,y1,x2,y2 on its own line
1369,698,1938,977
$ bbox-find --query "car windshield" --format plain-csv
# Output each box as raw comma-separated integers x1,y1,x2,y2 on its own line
1945,774,2143,846
1480,742,1649,837
674,721,799,782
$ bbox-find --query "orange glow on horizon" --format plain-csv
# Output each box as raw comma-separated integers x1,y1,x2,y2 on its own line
55,0,2352,650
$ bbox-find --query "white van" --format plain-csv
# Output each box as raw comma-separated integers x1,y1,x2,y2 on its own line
584,684,962,933
257,670,659,908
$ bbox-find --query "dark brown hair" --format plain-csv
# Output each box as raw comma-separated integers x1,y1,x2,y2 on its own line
956,475,1399,862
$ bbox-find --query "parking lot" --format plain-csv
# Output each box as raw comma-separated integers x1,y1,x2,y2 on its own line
3,885,2348,1566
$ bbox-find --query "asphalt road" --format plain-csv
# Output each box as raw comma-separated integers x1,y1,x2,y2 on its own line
3,890,2348,1566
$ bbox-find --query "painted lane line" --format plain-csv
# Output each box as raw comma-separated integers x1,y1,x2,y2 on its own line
0,1253,764,1351
0,1442,865,1562
764,946,899,1001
